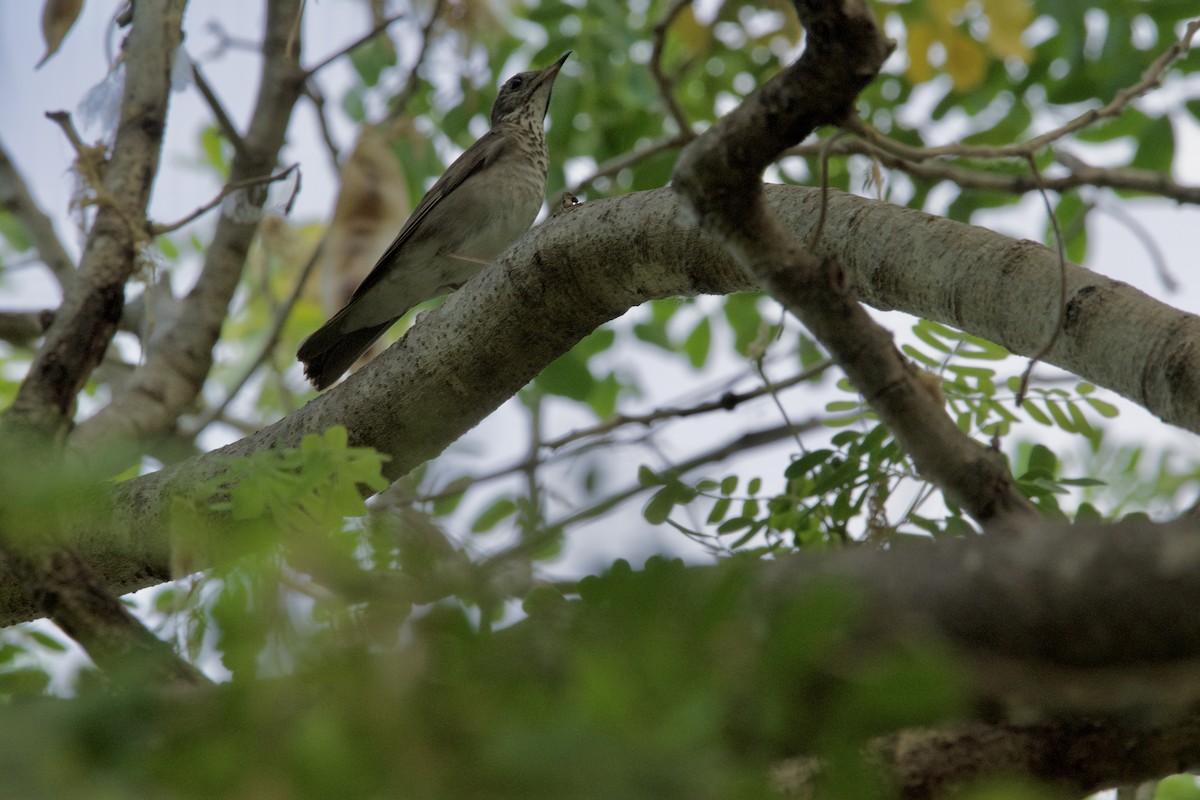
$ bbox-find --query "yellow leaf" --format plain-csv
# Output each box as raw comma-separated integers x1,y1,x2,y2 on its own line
670,4,713,58
906,21,937,84
943,29,989,91
37,0,83,68
981,0,1033,61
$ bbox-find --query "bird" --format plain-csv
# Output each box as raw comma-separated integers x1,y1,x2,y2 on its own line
297,52,571,390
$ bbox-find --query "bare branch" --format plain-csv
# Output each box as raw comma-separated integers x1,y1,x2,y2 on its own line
150,164,299,235
1013,154,1069,406
792,137,1200,206
303,83,342,170
649,0,696,136
544,360,832,450
480,421,813,572
0,140,76,290
1091,191,1178,292
569,133,689,196
190,62,248,157
303,11,407,77
384,0,445,125
183,237,325,438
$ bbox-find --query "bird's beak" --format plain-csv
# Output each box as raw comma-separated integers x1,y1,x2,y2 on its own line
546,51,571,77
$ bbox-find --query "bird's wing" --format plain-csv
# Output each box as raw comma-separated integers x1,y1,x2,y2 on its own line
348,129,511,300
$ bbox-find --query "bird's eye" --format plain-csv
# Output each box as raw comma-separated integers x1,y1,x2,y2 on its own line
508,76,524,90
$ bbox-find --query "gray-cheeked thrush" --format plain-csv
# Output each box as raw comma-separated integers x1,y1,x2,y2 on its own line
298,52,571,390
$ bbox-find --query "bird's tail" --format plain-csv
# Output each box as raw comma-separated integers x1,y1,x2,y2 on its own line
297,312,398,390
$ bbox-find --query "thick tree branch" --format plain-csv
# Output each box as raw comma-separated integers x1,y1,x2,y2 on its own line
0,187,1195,623
776,713,1200,799
671,0,1037,526
67,0,307,458
1,544,206,688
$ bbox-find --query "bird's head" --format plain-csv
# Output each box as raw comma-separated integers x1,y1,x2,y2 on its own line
490,52,570,127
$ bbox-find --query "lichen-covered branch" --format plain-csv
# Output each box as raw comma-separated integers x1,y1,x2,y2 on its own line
3,0,187,439
67,0,307,457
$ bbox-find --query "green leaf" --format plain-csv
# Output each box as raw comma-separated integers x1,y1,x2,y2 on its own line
643,487,676,525
347,36,397,88
716,517,754,534
1154,775,1200,800
707,497,732,524
432,477,472,516
902,344,942,368
724,293,764,356
1085,397,1119,418
810,458,861,496
798,335,825,372
0,212,31,252
537,352,594,401
638,466,660,486
1043,399,1077,432
26,630,67,653
1025,444,1057,478
1021,400,1052,425
683,317,712,369
633,321,673,350
1133,115,1174,173
472,497,517,533
912,320,953,354
785,449,834,479
587,373,621,419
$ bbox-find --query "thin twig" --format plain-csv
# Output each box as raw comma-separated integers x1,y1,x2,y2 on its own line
481,421,816,569
417,361,834,506
45,110,145,239
544,360,831,449
784,137,1200,206
810,128,850,248
304,10,406,77
1015,154,1069,406
521,392,545,538
151,164,299,235
569,133,690,196
303,83,342,170
190,63,248,157
649,0,695,135
844,18,1200,163
1092,194,1178,293
384,0,445,125
184,236,325,438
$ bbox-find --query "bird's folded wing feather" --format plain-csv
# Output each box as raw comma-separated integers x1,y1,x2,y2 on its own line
347,130,512,300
